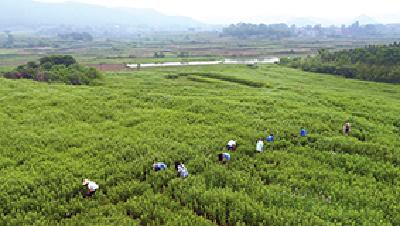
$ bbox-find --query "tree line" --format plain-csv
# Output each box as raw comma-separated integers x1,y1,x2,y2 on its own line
223,23,292,39
279,43,400,83
222,22,400,39
58,32,93,42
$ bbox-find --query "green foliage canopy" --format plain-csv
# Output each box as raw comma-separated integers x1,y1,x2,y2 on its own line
280,43,400,83
3,55,102,85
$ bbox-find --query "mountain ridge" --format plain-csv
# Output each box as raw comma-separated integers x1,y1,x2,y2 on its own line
0,0,201,28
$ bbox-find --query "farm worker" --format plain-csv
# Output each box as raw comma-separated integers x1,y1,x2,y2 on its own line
177,163,189,178
256,138,264,152
218,153,231,163
82,179,99,198
266,134,274,143
343,122,351,135
226,140,237,151
153,162,167,172
300,128,307,137
175,161,182,170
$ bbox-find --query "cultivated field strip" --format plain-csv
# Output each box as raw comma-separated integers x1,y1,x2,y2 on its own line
0,65,399,225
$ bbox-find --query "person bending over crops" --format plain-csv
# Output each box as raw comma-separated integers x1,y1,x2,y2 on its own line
256,138,264,152
176,163,189,178
266,134,274,143
226,140,237,151
175,161,182,171
218,153,231,163
343,122,351,135
82,179,99,198
300,128,307,137
153,162,167,172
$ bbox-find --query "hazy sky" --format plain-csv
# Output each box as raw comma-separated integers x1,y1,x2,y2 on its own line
38,0,400,24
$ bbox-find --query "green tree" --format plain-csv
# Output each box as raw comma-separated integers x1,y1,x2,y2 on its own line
39,55,77,67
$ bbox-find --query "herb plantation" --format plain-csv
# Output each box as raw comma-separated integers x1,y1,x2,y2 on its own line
0,64,399,225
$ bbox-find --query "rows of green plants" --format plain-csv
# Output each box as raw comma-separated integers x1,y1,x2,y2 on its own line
280,43,400,83
0,65,399,225
168,72,269,88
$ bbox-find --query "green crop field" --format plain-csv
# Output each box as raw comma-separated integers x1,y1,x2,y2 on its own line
0,64,399,225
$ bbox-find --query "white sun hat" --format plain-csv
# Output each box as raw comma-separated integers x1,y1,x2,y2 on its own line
82,179,90,186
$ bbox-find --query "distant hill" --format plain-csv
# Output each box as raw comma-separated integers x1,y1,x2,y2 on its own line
0,0,201,28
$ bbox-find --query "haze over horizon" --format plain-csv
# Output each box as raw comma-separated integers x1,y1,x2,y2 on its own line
37,0,400,25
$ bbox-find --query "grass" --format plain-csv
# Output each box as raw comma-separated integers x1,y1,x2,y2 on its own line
0,66,14,73
0,64,399,225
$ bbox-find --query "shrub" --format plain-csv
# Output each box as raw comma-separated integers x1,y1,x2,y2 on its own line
3,55,102,85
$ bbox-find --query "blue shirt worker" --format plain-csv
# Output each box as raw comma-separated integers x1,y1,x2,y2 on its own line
266,134,275,143
218,153,231,162
153,162,167,172
177,164,189,178
300,128,307,137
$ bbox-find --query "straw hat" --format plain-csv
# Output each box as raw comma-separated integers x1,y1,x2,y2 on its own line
82,179,90,186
